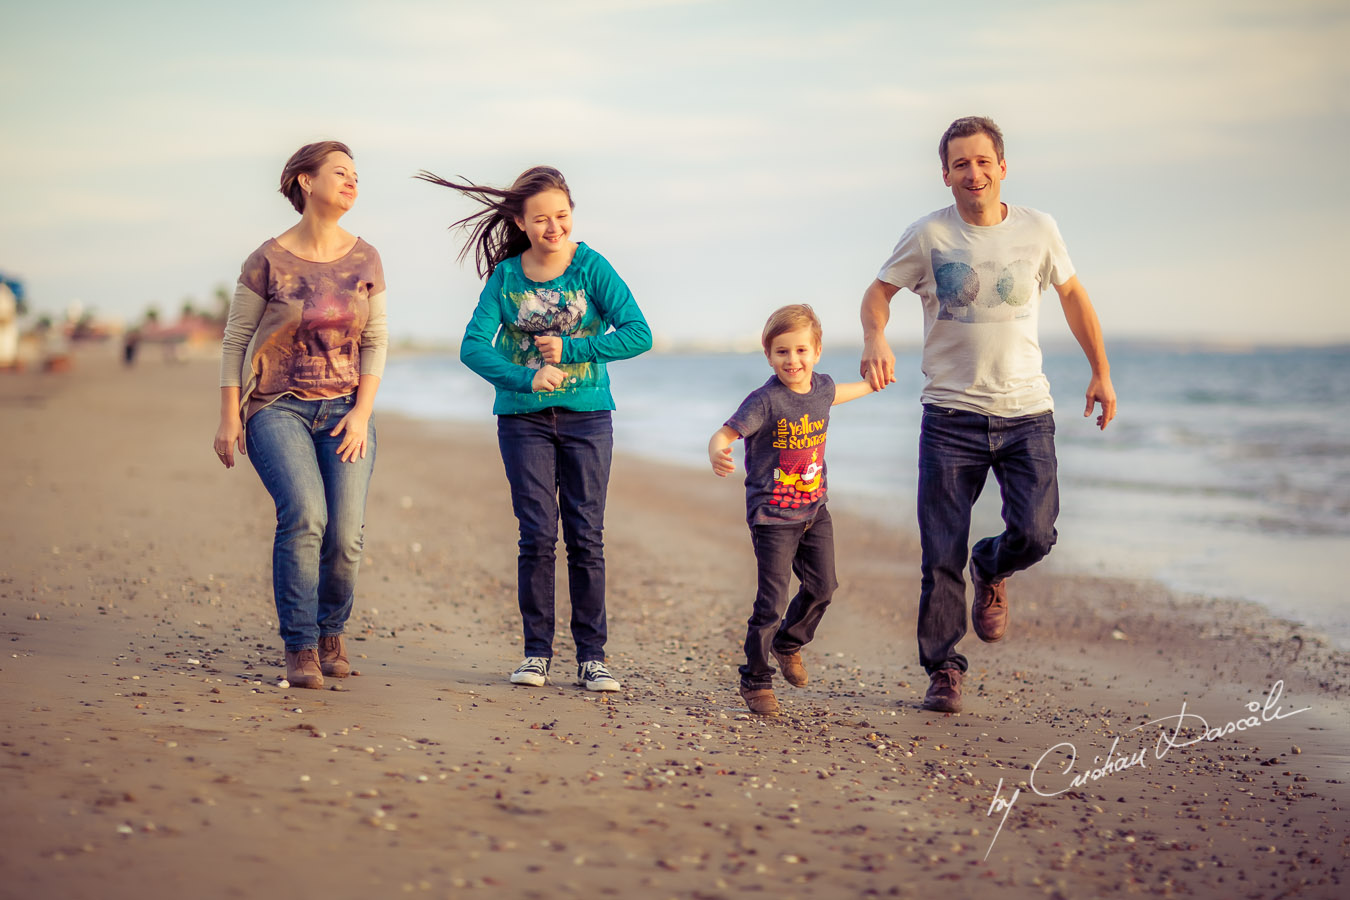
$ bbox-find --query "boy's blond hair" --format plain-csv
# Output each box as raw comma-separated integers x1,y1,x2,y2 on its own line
761,304,822,354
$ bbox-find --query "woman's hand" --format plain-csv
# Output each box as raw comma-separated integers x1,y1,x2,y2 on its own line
531,365,566,392
533,335,563,364
213,414,245,468
330,408,372,462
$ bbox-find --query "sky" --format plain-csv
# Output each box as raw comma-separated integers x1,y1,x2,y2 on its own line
2,0,1348,349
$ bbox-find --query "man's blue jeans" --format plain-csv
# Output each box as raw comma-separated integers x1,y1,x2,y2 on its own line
917,404,1058,674
497,409,613,662
246,394,375,652
740,506,838,690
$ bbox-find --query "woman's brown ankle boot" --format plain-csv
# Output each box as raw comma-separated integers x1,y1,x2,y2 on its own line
318,634,350,678
285,648,324,689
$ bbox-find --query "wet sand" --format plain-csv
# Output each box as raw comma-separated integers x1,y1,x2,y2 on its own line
1,349,1346,899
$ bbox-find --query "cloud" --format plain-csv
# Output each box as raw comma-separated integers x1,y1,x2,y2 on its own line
2,0,1347,343
943,0,1350,165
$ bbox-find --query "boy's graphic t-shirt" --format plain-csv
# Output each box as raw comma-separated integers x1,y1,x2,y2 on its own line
726,373,836,526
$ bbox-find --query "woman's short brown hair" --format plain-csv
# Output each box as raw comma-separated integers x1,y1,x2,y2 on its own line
279,140,353,213
761,304,822,353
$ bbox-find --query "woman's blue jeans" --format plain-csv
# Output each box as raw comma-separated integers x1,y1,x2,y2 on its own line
246,394,375,652
917,404,1058,674
497,409,613,662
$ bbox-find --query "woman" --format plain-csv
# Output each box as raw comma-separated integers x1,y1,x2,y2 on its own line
214,140,387,689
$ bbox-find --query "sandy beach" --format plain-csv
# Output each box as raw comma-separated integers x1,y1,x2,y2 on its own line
1,349,1347,900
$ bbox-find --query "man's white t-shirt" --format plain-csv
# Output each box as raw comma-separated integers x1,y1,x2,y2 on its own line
877,204,1074,417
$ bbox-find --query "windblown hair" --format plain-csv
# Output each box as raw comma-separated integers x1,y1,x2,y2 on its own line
761,304,822,354
280,140,353,214
415,165,573,278
938,116,1004,173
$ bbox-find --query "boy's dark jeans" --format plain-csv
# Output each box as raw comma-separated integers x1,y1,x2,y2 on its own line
497,408,613,663
917,404,1059,675
740,506,839,690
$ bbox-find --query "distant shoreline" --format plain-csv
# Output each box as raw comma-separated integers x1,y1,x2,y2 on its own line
381,336,1350,356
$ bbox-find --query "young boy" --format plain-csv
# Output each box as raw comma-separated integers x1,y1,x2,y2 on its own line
709,304,874,715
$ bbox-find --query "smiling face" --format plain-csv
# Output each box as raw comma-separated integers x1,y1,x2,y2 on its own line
765,326,822,393
942,133,1006,225
300,151,358,215
514,188,573,256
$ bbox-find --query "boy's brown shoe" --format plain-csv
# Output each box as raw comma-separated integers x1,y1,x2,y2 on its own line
921,667,963,713
285,648,325,689
971,567,1009,642
771,648,808,687
319,634,351,678
739,684,780,716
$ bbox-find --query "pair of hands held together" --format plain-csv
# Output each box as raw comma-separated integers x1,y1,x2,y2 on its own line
530,335,568,392
706,333,1117,478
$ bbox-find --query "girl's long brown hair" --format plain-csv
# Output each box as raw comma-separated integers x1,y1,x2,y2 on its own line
415,165,573,278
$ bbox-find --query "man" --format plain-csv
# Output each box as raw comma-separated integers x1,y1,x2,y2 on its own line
860,116,1116,713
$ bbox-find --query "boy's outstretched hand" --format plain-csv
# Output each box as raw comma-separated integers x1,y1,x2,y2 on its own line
708,425,740,477
710,445,735,477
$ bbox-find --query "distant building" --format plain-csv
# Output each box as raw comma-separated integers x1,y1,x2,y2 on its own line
140,310,226,359
0,282,18,370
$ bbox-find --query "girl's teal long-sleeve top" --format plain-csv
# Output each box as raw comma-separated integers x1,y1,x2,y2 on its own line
459,242,652,415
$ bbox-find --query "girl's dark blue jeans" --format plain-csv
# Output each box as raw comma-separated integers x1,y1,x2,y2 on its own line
497,408,614,662
917,404,1058,674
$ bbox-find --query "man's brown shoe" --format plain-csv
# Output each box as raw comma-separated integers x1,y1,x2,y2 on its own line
739,684,780,716
771,647,808,687
285,648,324,689
921,667,963,713
971,566,1009,642
319,634,351,678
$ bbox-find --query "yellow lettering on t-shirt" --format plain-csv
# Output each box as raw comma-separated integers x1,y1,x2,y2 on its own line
788,432,829,450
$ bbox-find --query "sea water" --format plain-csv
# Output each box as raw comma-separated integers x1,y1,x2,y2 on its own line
379,344,1350,647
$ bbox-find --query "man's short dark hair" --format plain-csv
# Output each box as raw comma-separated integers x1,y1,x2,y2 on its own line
939,117,1004,173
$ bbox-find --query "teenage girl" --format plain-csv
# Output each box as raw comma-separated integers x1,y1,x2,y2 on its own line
417,166,651,691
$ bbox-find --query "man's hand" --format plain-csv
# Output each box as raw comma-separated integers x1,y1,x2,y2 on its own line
860,333,896,392
859,279,900,391
1084,373,1117,430
1054,276,1115,431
